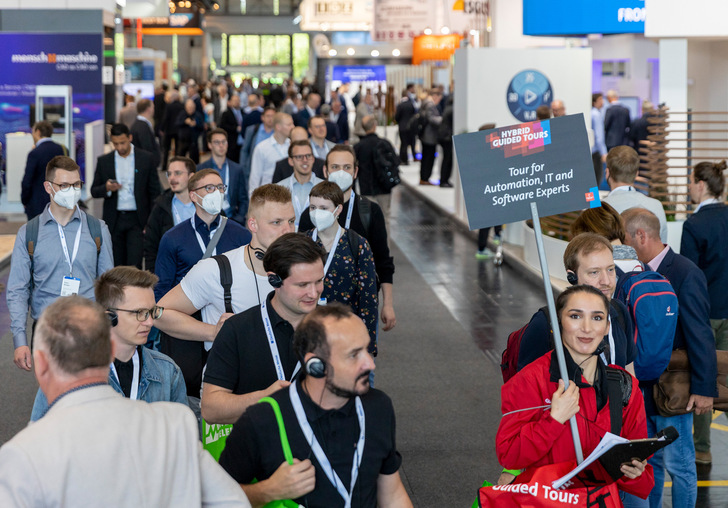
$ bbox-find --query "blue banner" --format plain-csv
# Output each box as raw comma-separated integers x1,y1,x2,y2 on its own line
523,0,645,36
0,33,104,180
332,65,386,83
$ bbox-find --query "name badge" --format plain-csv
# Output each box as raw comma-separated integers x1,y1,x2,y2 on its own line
318,297,327,306
60,276,81,297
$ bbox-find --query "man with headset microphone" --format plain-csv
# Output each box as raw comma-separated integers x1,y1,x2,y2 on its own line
219,302,412,508
201,233,327,425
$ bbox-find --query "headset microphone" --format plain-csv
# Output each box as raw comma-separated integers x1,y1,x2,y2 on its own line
592,341,608,357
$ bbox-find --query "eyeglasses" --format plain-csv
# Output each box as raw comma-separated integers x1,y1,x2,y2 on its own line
329,164,354,172
108,306,164,322
193,184,227,193
165,170,187,178
48,180,83,191
210,139,228,146
292,153,313,161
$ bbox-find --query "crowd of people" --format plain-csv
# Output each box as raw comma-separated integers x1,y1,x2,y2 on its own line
4,74,727,508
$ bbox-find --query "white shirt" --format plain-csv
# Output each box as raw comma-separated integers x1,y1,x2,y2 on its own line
114,146,137,211
181,245,274,333
248,136,290,197
278,173,324,227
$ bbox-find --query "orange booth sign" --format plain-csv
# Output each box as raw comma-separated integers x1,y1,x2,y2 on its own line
412,34,464,65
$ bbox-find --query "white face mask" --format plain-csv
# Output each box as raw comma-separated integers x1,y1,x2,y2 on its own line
52,187,81,210
196,191,223,215
310,209,336,231
328,170,353,192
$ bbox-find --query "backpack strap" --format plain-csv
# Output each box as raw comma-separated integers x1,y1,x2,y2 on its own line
258,396,293,465
609,299,627,334
25,216,40,288
357,196,372,235
212,254,234,314
84,213,103,275
346,228,360,266
605,367,632,436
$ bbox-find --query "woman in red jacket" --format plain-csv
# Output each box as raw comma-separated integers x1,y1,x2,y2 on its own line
496,285,654,504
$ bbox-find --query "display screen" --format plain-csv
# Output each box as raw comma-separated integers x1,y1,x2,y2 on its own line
523,0,645,36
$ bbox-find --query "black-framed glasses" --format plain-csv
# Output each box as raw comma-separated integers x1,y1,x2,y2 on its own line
47,180,83,191
108,306,164,321
192,184,227,193
292,153,313,161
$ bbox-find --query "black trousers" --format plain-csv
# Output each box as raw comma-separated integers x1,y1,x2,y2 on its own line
439,139,453,185
162,133,177,171
420,143,437,181
112,211,144,268
159,310,208,397
398,129,416,164
177,134,200,164
592,152,604,185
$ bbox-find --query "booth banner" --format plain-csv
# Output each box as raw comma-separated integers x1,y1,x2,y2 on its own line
453,114,598,230
412,34,464,65
0,33,103,178
448,0,490,34
373,0,435,42
299,0,374,31
332,65,386,83
523,0,645,36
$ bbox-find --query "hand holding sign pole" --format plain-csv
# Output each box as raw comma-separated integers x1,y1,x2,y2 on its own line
454,114,600,464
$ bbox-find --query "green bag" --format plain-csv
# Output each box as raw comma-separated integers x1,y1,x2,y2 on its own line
202,420,233,461
253,397,300,508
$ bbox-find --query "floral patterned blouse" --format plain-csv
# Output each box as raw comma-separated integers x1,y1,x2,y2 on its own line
305,227,379,354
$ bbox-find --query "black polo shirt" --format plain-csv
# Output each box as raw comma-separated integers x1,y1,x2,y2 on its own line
203,292,297,394
219,381,402,507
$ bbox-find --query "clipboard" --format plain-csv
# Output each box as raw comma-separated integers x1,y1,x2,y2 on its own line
598,435,673,481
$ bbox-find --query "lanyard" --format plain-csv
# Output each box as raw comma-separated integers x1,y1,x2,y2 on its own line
191,216,218,256
312,226,343,278
217,160,231,206
289,380,365,508
289,179,310,223
602,316,616,366
260,300,300,381
172,200,182,225
51,209,82,276
344,192,355,229
110,349,140,400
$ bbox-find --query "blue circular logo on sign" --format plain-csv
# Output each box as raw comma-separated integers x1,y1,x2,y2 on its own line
506,70,553,122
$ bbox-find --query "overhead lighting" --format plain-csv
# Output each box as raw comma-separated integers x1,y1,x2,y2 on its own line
329,49,338,57
184,1,191,7
346,47,355,56
178,1,184,6
321,23,330,31
470,29,478,35
424,27,432,35
441,26,450,34
292,15,302,25
371,50,380,57
392,49,401,57
213,2,220,9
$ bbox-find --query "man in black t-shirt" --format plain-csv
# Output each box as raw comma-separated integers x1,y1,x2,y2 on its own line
201,233,326,425
219,303,412,508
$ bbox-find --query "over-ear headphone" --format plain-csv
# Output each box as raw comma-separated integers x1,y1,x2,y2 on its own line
566,271,578,285
305,356,326,378
106,310,118,327
268,273,283,288
251,246,265,260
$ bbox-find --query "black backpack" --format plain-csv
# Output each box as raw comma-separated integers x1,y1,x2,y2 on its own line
373,139,401,191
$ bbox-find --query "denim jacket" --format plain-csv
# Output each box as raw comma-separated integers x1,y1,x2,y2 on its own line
30,348,188,421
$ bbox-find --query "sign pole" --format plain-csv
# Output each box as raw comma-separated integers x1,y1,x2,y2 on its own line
530,201,584,464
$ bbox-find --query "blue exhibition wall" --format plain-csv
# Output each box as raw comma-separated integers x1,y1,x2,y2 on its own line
0,33,104,179
523,0,646,36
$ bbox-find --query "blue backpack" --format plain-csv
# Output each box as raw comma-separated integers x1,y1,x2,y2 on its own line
614,271,678,381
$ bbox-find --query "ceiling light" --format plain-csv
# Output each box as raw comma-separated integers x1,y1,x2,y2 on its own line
441,26,450,34
392,49,401,57
424,27,432,35
346,47,355,56
329,49,337,57
371,50,380,57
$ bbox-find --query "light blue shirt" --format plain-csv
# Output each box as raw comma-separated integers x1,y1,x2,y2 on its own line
171,195,196,225
114,146,137,211
591,106,608,156
6,205,114,348
278,173,324,228
255,125,274,146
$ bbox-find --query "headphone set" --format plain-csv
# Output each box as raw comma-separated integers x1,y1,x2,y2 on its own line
268,273,283,288
251,246,265,260
305,356,327,378
566,271,578,285
106,310,118,327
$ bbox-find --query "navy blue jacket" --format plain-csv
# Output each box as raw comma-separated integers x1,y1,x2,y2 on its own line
196,158,249,224
153,214,251,301
655,248,718,400
604,104,631,150
681,203,728,319
21,139,64,219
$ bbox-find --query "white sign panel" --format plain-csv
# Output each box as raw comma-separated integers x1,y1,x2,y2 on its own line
373,0,435,42
447,0,490,34
300,0,374,32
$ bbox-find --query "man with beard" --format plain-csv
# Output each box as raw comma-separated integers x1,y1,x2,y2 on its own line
219,303,412,508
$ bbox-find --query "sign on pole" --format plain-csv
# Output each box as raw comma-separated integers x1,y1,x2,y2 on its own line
454,114,600,463
453,114,600,230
